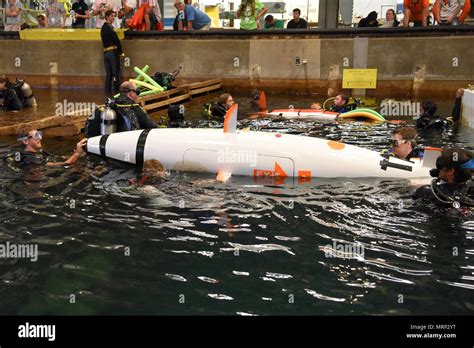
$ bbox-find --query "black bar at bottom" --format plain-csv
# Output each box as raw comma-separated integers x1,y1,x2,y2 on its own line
0,315,472,345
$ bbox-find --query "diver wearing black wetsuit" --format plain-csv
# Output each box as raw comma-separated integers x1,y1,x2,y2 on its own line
416,90,463,133
0,78,36,111
413,147,474,209
114,95,157,131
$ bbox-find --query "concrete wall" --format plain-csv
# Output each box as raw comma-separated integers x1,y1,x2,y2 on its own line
1,34,473,98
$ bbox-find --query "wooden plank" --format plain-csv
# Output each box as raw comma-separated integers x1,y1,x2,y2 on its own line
189,83,222,96
143,94,190,112
139,86,187,103
188,79,222,90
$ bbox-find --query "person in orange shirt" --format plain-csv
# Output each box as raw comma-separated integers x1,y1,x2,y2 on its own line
403,0,430,27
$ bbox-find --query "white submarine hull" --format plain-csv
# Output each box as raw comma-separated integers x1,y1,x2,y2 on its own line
86,128,432,179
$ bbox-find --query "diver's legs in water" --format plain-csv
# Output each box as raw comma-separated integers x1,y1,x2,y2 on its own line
104,51,120,97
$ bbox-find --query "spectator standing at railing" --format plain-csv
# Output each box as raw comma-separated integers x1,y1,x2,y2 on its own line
403,0,430,27
46,0,66,28
287,8,307,29
380,9,400,27
71,0,90,28
93,0,119,28
436,0,465,25
4,0,22,31
237,0,267,30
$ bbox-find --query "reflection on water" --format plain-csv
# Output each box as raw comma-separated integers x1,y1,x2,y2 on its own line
0,89,473,315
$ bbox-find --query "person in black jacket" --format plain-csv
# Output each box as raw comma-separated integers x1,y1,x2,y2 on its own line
114,81,157,131
101,10,124,97
358,11,379,27
287,8,308,29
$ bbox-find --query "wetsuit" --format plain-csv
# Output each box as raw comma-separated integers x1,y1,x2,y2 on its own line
114,96,157,131
330,103,356,113
416,96,462,132
18,150,51,165
208,103,227,121
413,179,474,208
101,22,122,96
2,81,34,111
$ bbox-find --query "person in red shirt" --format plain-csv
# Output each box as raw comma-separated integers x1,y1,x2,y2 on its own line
403,0,430,27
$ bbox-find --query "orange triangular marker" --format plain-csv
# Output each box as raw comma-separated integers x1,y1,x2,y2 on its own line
274,162,287,178
223,103,238,133
259,91,267,112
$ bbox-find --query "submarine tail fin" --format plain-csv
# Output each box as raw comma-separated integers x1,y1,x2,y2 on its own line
224,103,238,133
259,91,267,112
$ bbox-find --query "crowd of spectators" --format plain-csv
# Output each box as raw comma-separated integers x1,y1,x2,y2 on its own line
2,0,472,32
358,0,471,28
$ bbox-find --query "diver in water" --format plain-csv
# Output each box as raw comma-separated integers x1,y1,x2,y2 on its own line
84,81,156,137
0,77,37,111
383,126,424,160
311,94,356,113
114,81,157,131
416,89,464,133
413,146,474,209
168,104,188,128
9,127,87,166
204,93,235,121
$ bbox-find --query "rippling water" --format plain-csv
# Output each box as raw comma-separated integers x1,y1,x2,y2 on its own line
0,90,473,315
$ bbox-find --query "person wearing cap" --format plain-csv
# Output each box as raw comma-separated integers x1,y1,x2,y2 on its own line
385,126,424,160
413,146,474,208
15,127,87,166
101,10,124,97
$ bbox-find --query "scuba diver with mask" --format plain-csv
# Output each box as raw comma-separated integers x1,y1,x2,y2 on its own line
413,146,474,210
416,89,464,133
383,127,424,160
0,77,37,111
8,127,87,166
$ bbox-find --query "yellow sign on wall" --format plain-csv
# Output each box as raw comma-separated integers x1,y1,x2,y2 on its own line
342,69,378,89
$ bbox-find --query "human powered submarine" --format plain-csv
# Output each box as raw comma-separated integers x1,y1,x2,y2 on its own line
86,104,438,180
